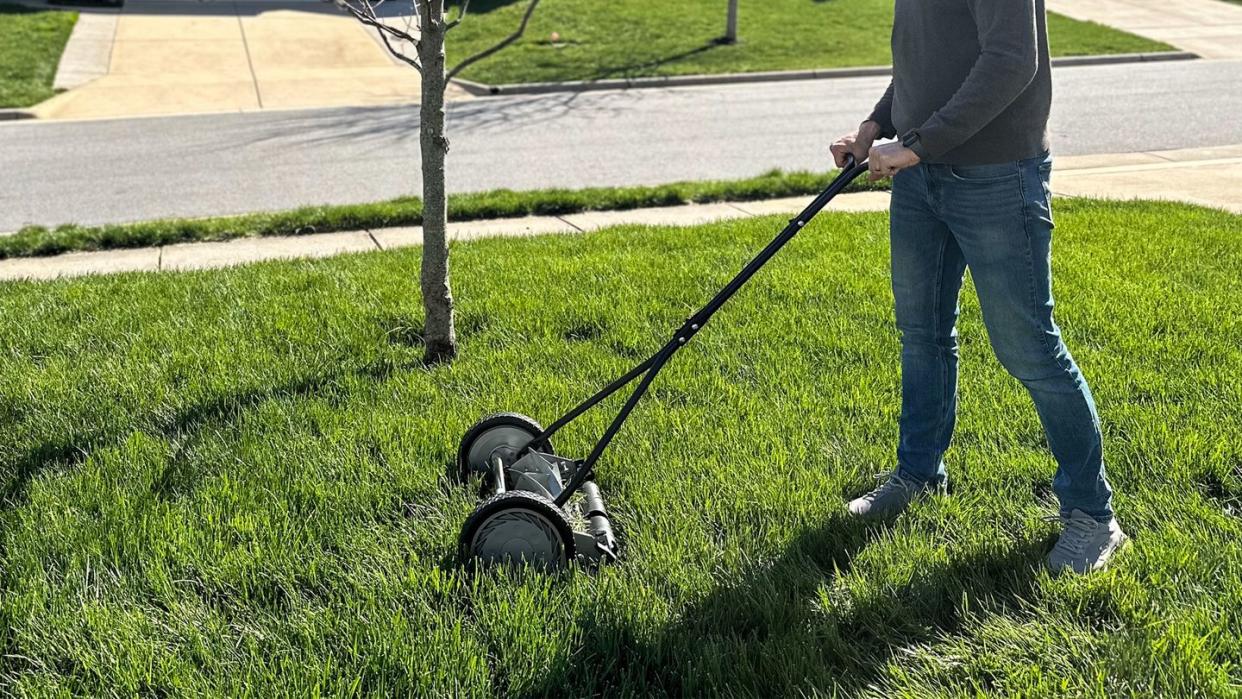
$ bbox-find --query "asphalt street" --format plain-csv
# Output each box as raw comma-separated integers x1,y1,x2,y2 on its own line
2,59,1240,231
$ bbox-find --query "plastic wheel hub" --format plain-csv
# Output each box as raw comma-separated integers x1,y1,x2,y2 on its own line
456,413,552,480
459,490,576,570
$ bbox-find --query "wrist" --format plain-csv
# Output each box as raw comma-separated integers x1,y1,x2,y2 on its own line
901,128,928,161
859,120,882,140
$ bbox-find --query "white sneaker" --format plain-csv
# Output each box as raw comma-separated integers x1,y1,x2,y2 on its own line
846,472,945,520
1047,509,1129,574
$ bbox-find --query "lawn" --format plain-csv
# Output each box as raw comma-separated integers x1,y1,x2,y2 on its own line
0,199,1239,695
0,3,76,109
446,0,1175,84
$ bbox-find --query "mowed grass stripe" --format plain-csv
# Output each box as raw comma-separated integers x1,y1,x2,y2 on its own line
0,199,1238,695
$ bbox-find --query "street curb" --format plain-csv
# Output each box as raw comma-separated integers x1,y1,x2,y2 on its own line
452,50,1199,97
1049,50,1199,67
0,109,37,121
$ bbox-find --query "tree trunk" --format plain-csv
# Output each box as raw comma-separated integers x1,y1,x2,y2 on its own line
416,0,457,364
724,0,738,43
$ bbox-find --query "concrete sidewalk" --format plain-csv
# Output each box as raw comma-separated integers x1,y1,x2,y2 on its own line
1,145,1238,282
1051,144,1242,212
32,0,464,120
1047,0,1242,59
0,192,891,281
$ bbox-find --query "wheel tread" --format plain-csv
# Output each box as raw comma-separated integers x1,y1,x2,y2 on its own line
459,490,576,569
455,412,552,482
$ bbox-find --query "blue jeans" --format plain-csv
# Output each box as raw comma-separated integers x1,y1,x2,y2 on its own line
889,153,1114,522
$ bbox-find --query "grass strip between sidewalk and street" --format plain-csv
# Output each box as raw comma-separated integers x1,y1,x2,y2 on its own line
1,169,886,260
0,2,77,109
445,0,1175,85
0,199,1238,695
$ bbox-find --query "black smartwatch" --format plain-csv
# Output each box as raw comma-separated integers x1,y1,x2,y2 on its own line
901,130,921,149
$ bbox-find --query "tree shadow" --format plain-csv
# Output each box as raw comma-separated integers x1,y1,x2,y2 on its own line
225,85,644,154
446,0,526,14
586,41,724,81
0,3,66,17
516,514,1047,696
0,347,430,515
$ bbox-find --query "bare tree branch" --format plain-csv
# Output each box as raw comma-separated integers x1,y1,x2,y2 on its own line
339,0,423,72
409,0,425,37
445,0,471,30
446,0,540,80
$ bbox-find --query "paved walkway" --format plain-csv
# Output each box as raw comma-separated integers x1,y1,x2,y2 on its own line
1050,144,1242,212
33,0,463,120
0,192,892,281
1,145,1238,282
1046,0,1242,59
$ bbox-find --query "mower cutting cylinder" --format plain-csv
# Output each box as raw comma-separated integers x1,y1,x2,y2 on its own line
580,481,617,557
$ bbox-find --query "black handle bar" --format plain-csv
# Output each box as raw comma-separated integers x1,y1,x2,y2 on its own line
543,156,872,505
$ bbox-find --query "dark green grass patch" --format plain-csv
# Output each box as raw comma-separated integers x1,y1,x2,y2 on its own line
1,168,884,259
444,0,1174,85
0,200,1238,695
0,3,76,108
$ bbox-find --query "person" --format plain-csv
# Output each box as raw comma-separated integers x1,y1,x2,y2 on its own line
830,0,1127,574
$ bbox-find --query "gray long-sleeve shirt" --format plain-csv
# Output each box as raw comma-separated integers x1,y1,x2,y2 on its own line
868,0,1052,165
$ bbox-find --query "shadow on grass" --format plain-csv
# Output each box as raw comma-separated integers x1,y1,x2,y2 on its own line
0,3,56,16
516,514,1046,696
0,350,430,513
446,0,526,14
586,40,724,81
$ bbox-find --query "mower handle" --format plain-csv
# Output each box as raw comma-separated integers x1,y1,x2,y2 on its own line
541,157,871,507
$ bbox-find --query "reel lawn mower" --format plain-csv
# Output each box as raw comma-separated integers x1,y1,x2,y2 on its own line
455,156,871,571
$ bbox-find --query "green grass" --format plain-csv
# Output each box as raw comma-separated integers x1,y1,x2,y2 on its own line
2,168,885,259
445,0,1175,84
1,199,1239,695
0,3,76,109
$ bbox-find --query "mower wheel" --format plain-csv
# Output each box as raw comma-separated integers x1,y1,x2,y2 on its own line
459,490,576,571
456,412,553,481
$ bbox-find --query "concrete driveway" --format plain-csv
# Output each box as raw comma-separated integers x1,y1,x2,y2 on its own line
33,0,464,120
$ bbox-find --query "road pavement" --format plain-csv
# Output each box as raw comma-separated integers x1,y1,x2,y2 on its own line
2,58,1240,231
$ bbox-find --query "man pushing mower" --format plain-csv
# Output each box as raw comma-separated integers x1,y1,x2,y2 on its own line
831,0,1127,573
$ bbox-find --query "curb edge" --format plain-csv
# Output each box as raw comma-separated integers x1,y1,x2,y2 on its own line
0,109,37,121
451,51,1200,97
